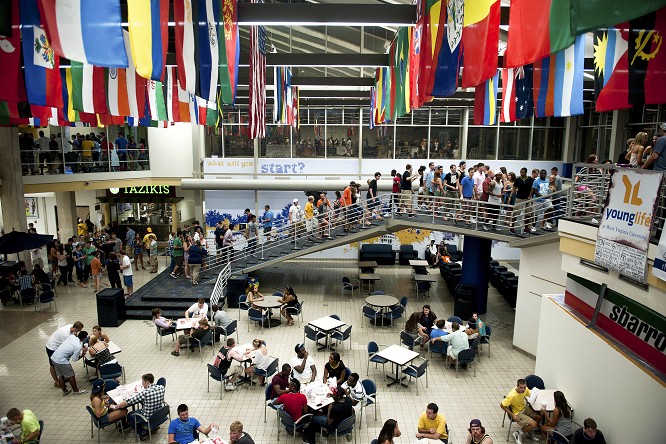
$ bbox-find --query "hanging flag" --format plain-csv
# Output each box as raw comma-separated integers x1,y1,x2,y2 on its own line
431,0,463,97
121,30,147,119
629,9,666,105
61,66,77,123
70,61,108,114
127,0,169,81
178,84,192,123
570,0,666,35
219,0,239,105
197,0,220,103
593,27,631,112
410,0,424,109
0,0,26,103
205,98,217,127
147,80,167,122
390,27,410,119
514,65,534,121
419,0,445,106
461,0,500,88
166,67,180,122
39,0,128,67
553,35,584,117
369,86,376,129
504,0,574,68
500,67,518,123
473,71,498,125
106,67,131,117
291,86,299,129
20,0,63,107
248,2,266,139
174,0,197,92
533,54,556,118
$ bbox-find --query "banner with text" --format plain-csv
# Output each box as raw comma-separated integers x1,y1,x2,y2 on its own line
594,169,664,283
653,229,666,283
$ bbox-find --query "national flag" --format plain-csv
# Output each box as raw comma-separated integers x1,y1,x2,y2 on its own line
431,0,463,97
174,0,197,92
106,67,131,117
570,0,666,35
127,0,169,81
70,61,108,114
554,35,584,117
248,4,266,140
369,86,376,129
410,0,424,109
20,0,63,107
390,27,410,119
514,65,534,121
291,86,299,129
419,0,445,106
205,98,217,127
0,0,26,103
166,66,181,122
196,0,220,103
61,66,78,123
462,0,500,88
147,80,167,122
219,0,239,105
533,55,556,118
473,71,498,125
97,113,124,126
177,83,192,123
593,27,631,112
0,101,21,120
122,30,147,119
504,0,574,68
500,67,518,123
629,9,666,105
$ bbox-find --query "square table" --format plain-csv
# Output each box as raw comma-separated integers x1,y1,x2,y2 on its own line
528,388,559,411
375,344,419,387
229,342,254,386
409,260,429,267
308,316,346,351
107,379,144,404
358,273,381,293
358,260,378,268
302,381,335,411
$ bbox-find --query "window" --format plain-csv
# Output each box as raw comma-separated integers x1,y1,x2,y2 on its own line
468,127,497,160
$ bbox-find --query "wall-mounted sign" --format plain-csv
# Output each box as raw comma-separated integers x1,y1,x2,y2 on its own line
106,186,176,198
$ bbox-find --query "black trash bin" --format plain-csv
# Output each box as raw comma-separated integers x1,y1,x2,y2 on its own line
454,283,476,320
226,273,247,308
96,288,126,327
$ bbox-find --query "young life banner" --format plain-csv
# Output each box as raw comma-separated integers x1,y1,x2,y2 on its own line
653,228,666,282
594,169,664,282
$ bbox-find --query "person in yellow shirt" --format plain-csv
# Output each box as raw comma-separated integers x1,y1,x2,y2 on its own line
81,135,94,169
304,195,316,239
143,228,153,260
416,403,448,443
6,408,41,444
500,379,542,444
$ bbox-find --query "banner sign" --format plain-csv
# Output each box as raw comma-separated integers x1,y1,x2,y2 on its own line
653,229,666,282
594,169,663,283
564,273,665,375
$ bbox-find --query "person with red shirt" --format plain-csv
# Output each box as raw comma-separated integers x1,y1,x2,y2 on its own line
271,378,308,421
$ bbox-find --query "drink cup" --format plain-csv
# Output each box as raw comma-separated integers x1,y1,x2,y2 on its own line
211,425,218,434
541,400,548,410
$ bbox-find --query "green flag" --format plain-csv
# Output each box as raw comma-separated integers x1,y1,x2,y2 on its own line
570,0,666,34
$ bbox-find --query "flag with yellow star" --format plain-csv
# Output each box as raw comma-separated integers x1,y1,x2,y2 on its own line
593,26,630,112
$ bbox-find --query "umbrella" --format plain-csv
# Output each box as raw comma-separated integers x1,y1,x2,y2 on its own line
0,231,54,255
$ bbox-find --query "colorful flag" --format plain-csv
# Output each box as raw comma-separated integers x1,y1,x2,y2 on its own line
570,0,666,35
553,35,584,117
39,0,128,67
195,0,220,103
122,31,147,119
248,3,266,139
461,0,500,88
410,0,424,109
473,71,498,125
0,0,26,103
419,0,445,106
106,67,131,117
533,55,556,118
390,27,411,119
500,67,518,123
166,66,180,122
593,27,631,112
291,86,299,129
147,80,167,122
514,65,534,121
70,61,108,114
20,0,63,107
504,0,574,68
431,0,463,97
127,0,169,81
219,0,239,105
629,9,666,105
174,0,197,93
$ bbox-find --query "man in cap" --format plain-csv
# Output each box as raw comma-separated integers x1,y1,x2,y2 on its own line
466,419,493,444
288,198,303,237
142,228,153,267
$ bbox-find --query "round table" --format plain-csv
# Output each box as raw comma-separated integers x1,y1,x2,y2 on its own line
253,295,284,327
365,295,399,326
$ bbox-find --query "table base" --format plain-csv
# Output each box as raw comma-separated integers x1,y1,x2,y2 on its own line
260,318,281,328
386,372,409,387
370,317,393,327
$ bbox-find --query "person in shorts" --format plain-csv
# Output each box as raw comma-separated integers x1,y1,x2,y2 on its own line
500,379,543,444
119,250,133,297
90,251,102,293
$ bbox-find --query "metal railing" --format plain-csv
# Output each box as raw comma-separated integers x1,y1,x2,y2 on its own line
209,262,231,313
21,148,149,175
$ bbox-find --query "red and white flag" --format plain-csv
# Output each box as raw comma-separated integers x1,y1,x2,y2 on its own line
248,3,266,140
174,0,197,93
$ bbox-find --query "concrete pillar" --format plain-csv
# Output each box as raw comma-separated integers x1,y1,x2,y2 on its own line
55,191,77,241
171,203,179,233
459,236,492,316
193,190,204,225
561,116,578,178
101,203,111,229
0,127,29,262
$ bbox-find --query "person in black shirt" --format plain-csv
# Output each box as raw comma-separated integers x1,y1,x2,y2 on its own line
365,172,382,221
303,388,354,444
509,168,535,234
443,164,460,218
400,164,419,216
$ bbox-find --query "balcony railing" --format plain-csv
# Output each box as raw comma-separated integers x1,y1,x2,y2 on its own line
20,147,149,176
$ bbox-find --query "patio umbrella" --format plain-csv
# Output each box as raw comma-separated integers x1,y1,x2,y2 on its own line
0,231,54,255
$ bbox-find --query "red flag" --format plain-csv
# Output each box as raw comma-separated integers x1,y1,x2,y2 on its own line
248,7,266,139
410,0,424,109
419,0,445,106
0,0,26,103
462,0,500,88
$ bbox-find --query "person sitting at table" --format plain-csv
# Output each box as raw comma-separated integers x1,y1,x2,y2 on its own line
90,379,128,427
152,308,176,333
85,335,118,374
430,319,449,342
271,363,292,399
290,343,317,384
377,419,402,444
229,420,256,444
466,419,493,444
500,379,543,444
404,312,423,347
247,284,264,309
417,305,438,349
30,264,50,291
540,391,573,441
416,402,449,443
439,322,469,367
243,339,270,385
340,372,366,415
322,352,347,386
303,388,353,444
92,325,110,343
167,403,216,444
465,312,486,340
6,408,41,444
184,298,208,319
111,373,166,441
171,318,210,357
211,304,234,339
213,338,243,391
570,418,606,444
271,379,308,421
278,286,299,326
18,269,34,292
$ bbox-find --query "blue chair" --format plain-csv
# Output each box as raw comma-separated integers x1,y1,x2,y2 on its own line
99,362,125,383
253,356,279,387
131,404,171,442
480,324,492,357
272,291,284,297
328,415,356,444
238,294,250,318
20,287,36,305
330,325,353,351
366,342,387,380
371,290,385,295
525,374,545,390
86,406,126,443
285,300,304,324
342,276,360,297
400,331,420,350
416,280,431,298
429,339,448,359
277,409,312,443
103,379,119,391
453,348,476,377
402,357,428,395
155,325,175,351
330,314,341,320
304,325,326,348
36,289,56,312
447,316,462,324
188,330,213,362
399,296,408,309
247,308,268,332
156,377,166,388
37,420,43,442
383,305,404,326
370,440,378,444
218,319,238,344
359,379,377,429
264,383,279,423
207,364,232,400
362,305,382,328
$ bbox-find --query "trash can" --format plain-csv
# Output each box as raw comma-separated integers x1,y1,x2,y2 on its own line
453,283,476,320
226,273,247,308
96,288,126,327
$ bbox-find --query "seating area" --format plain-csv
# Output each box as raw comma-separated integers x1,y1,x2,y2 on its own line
359,244,396,265
489,260,519,308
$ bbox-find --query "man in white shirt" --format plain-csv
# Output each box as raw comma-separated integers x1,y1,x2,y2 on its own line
472,164,486,200
290,343,316,384
441,322,470,366
119,250,133,296
51,330,89,395
340,372,366,415
185,298,208,319
45,321,84,387
288,198,303,237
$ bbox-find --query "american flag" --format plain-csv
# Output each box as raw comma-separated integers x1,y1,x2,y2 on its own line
248,2,266,140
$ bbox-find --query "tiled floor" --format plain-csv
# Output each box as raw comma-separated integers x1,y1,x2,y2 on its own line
0,259,534,444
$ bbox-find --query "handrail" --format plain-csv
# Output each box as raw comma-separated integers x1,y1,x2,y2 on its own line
209,262,231,316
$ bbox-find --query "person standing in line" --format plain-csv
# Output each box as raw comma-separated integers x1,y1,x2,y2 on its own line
187,240,207,285
119,250,134,297
106,252,122,289
170,230,184,278
261,205,274,242
149,234,158,273
245,214,259,256
90,251,102,293
142,227,153,265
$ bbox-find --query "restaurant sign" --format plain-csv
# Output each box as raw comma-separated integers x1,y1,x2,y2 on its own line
106,186,176,197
